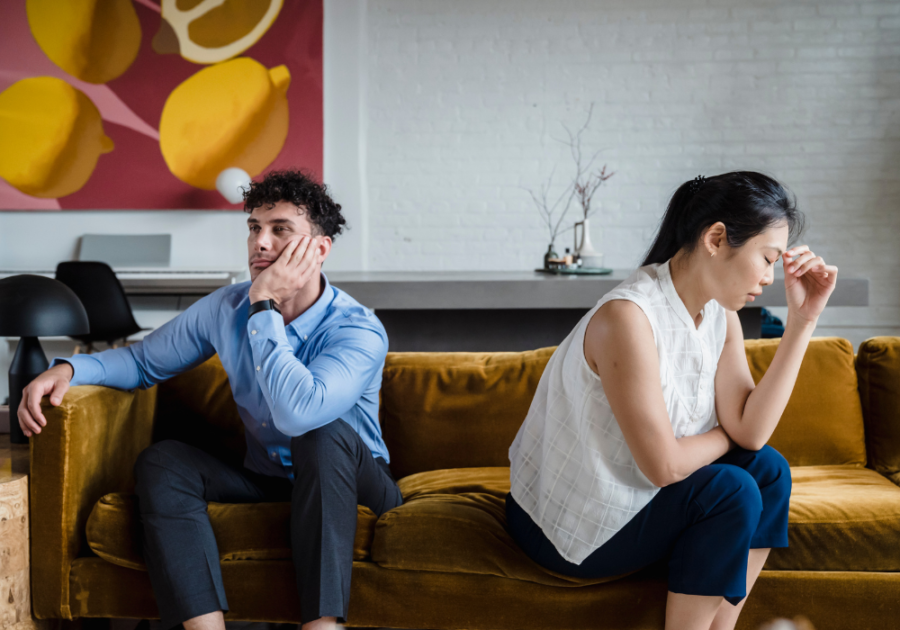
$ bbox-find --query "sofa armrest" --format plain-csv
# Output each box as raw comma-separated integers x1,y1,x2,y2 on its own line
857,337,900,487
30,384,157,619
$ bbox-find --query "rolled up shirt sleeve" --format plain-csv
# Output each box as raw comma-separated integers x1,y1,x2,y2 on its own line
49,290,220,390
247,309,388,437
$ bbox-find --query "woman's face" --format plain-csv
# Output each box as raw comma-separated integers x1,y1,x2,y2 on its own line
713,222,790,311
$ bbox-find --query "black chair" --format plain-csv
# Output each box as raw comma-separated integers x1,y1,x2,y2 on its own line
55,261,151,353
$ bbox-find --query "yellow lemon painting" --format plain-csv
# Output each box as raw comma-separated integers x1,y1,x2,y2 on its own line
0,77,114,198
1,0,322,209
26,0,142,84
161,0,284,64
160,58,291,190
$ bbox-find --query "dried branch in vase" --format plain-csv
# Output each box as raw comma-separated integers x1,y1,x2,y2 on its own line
526,164,577,247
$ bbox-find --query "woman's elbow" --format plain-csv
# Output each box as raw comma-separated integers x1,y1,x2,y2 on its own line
643,462,677,488
727,425,766,451
736,436,766,452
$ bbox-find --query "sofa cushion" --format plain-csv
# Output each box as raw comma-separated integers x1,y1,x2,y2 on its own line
744,337,867,467
857,336,900,486
380,349,556,479
86,493,377,571
767,465,900,571
155,355,248,469
372,467,635,587
372,466,900,580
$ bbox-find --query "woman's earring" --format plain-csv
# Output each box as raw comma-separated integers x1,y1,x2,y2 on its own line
710,251,715,257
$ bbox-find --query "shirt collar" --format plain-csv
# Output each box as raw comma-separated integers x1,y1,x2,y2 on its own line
286,272,335,339
657,259,705,333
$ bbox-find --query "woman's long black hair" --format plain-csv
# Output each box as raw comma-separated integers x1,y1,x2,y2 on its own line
641,171,804,266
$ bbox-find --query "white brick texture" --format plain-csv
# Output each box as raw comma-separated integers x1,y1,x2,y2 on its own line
366,0,900,346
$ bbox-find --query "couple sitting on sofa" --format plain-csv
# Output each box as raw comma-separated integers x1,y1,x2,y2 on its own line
17,169,837,630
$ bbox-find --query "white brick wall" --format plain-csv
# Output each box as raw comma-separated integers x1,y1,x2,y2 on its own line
365,0,900,347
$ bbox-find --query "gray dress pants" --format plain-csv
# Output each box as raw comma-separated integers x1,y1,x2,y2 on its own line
133,419,403,628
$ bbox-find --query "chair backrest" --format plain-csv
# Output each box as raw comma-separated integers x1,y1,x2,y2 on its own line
55,261,142,344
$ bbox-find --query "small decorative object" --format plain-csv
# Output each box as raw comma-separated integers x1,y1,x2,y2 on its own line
0,275,89,443
543,244,560,270
569,109,614,269
574,218,604,268
528,103,614,270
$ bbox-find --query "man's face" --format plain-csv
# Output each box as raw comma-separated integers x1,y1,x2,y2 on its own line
247,201,320,282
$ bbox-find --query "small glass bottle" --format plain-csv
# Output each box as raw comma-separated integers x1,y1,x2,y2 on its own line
544,244,558,270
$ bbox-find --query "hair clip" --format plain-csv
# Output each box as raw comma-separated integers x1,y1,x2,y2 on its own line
689,175,706,196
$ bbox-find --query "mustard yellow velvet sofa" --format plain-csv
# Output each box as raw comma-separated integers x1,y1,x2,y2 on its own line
30,336,900,630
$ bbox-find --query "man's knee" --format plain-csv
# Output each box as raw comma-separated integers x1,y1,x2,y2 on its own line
134,440,196,500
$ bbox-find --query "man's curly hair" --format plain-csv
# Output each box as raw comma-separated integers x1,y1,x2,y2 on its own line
243,169,347,240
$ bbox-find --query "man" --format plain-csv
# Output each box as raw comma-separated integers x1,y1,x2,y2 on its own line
18,170,402,630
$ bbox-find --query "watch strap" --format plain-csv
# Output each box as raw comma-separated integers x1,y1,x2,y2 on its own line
248,299,281,319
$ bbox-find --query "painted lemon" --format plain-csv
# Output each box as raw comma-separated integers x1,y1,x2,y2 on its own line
0,77,114,198
159,57,290,190
27,0,142,84
161,0,283,64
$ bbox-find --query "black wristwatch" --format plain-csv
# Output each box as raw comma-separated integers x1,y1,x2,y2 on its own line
248,299,281,319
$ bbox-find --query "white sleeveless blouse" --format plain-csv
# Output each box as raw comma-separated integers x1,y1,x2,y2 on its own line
508,259,728,565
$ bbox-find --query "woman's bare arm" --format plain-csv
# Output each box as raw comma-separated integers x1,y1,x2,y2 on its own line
714,309,815,451
584,300,735,488
715,245,837,450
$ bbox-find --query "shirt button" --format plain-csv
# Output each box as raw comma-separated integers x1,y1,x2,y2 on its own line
271,451,277,459
251,330,257,335
303,335,308,341
256,366,261,371
262,422,267,428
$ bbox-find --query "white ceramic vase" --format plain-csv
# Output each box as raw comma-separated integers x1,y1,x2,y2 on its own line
574,218,604,268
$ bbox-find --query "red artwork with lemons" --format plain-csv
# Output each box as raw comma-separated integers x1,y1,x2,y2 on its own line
0,0,323,210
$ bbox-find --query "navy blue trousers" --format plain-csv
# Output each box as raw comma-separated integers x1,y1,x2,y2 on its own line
506,445,791,605
133,419,403,628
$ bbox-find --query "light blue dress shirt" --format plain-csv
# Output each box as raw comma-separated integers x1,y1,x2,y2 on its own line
50,273,390,479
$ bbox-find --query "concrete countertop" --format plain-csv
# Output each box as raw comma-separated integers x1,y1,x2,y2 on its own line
326,270,869,310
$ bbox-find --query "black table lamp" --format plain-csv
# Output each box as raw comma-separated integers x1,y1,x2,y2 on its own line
0,275,89,444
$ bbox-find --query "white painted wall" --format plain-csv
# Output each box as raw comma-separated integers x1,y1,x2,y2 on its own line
365,0,900,347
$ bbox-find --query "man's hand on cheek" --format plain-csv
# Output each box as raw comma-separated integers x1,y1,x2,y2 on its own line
249,235,320,304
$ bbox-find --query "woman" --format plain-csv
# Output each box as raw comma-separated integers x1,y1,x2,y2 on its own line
507,172,836,630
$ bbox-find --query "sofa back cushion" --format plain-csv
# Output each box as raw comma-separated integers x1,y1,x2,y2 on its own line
156,336,867,477
155,354,247,468
856,337,900,484
380,348,555,479
744,337,866,467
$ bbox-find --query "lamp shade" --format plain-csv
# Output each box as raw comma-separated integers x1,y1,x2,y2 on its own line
0,274,90,337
